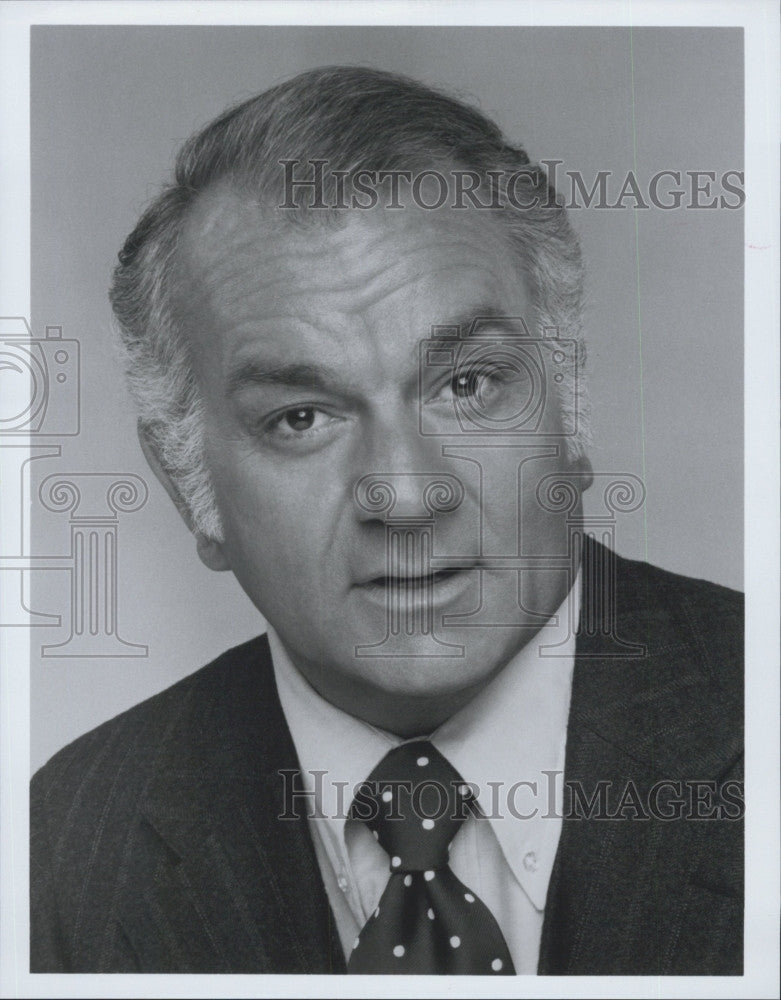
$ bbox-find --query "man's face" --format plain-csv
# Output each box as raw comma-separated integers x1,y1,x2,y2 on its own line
174,189,585,734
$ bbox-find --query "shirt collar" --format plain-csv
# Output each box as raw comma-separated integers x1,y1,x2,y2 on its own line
268,627,399,837
432,571,580,909
269,569,579,913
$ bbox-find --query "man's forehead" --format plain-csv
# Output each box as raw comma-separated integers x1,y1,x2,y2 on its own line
178,180,519,273
177,182,298,265
173,183,532,363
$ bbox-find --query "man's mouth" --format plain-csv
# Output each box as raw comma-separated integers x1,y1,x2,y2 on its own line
358,566,477,603
365,567,461,589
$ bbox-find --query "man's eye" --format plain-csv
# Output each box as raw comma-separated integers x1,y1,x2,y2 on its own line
264,405,336,440
449,367,503,401
284,407,317,431
452,369,483,398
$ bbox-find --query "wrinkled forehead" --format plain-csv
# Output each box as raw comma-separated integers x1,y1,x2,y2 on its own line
174,180,525,300
172,187,536,391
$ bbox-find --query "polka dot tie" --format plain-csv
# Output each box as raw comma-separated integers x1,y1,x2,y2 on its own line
346,740,515,975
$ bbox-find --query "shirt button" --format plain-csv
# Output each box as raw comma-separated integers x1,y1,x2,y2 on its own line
337,872,349,892
523,851,538,872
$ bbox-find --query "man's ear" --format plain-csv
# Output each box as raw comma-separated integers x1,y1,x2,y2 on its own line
570,452,594,493
136,421,231,572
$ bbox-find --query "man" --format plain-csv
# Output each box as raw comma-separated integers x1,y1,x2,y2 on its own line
30,66,743,975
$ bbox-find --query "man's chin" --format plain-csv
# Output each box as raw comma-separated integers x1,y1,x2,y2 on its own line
337,639,511,701
279,608,535,724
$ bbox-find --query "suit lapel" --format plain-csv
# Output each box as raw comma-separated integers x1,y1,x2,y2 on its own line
539,537,743,974
118,636,345,973
111,545,740,974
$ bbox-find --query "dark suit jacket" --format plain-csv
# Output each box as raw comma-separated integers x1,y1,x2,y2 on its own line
31,540,743,974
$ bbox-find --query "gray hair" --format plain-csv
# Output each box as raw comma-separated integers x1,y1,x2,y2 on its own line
110,66,588,540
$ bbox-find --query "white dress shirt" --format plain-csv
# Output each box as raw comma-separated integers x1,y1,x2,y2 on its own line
268,571,580,974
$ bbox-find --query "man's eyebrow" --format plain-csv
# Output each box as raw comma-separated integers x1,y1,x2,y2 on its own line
227,310,528,394
423,306,529,348
227,361,347,396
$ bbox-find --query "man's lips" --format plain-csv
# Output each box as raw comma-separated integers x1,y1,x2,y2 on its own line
363,567,463,588
353,563,482,613
356,564,481,590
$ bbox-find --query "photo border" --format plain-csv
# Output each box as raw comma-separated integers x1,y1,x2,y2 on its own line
1,2,778,998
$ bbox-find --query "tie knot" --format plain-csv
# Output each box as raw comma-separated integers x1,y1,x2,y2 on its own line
349,741,475,872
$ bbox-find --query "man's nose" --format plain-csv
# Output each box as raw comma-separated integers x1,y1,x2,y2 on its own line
353,402,464,522
352,417,464,522
354,471,464,522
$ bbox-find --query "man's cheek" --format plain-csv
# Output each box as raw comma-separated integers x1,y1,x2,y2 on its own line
221,472,295,531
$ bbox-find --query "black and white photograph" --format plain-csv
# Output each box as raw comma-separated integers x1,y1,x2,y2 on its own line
0,1,778,997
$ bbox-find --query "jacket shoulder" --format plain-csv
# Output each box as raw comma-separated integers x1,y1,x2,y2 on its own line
631,553,742,613
30,634,271,971
613,547,743,703
32,634,270,806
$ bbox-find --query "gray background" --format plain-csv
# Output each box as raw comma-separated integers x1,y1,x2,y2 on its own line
29,26,743,772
